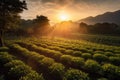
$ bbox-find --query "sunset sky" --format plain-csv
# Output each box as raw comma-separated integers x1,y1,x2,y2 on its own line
21,0,120,23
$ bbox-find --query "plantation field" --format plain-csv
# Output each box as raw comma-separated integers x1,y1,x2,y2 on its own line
0,37,120,80
65,33,120,46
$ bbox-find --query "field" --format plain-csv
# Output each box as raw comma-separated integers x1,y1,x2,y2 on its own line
0,37,120,80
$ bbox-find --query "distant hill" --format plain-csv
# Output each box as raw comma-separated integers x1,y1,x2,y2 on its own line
79,10,120,25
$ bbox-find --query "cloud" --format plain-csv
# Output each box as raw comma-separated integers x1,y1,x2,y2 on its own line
21,0,120,22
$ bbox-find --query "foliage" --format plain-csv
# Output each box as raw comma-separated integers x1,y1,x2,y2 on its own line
60,55,72,65
64,69,89,80
0,0,27,47
49,63,65,80
102,63,120,80
81,53,92,59
3,37,120,80
93,54,108,63
79,22,120,35
84,59,102,74
0,52,44,80
109,57,120,66
0,47,9,52
20,72,44,80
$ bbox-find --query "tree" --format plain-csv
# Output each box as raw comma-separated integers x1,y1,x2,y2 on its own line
79,22,88,33
33,15,50,36
0,0,27,47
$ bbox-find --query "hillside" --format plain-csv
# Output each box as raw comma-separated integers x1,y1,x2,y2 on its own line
79,10,120,25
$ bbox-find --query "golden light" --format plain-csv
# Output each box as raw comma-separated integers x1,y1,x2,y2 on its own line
60,14,69,21
58,12,70,21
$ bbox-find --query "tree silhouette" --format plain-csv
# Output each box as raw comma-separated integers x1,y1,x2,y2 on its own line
33,15,50,36
0,0,27,47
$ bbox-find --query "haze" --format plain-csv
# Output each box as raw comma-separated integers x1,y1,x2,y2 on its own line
21,0,120,24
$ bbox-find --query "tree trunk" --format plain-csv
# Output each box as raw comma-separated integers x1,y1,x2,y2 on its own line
0,30,4,47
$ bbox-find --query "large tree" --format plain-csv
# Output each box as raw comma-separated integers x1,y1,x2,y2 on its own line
33,15,50,36
0,0,27,47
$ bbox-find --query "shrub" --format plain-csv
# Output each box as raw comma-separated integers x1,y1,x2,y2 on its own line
40,58,54,68
64,69,89,80
0,50,44,80
7,65,32,80
49,63,65,80
0,52,13,65
94,51,104,54
60,55,72,65
31,53,45,61
114,50,120,54
4,60,25,68
71,57,85,68
59,48,66,53
93,54,108,63
52,51,62,60
97,78,108,80
0,47,9,52
81,53,92,59
73,51,82,57
87,50,93,53
109,57,120,66
114,54,120,57
104,52,113,57
20,71,44,80
84,59,102,74
65,50,74,55
79,48,88,53
102,64,120,80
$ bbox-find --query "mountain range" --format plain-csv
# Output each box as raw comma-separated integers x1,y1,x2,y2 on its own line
79,10,120,25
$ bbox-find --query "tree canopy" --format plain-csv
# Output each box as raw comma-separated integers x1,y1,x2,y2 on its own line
0,0,27,47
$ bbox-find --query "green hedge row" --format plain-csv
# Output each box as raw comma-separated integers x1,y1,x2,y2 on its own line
9,44,90,80
0,51,44,80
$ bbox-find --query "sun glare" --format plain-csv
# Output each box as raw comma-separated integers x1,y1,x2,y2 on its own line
58,12,70,21
60,14,68,21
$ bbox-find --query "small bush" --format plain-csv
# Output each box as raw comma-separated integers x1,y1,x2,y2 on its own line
64,69,89,80
7,65,32,80
52,51,62,60
40,58,54,68
73,51,82,57
114,50,120,54
79,48,88,53
81,53,92,59
65,50,74,55
59,48,66,53
60,55,72,65
94,51,104,54
93,54,108,63
49,63,65,80
0,52,13,65
4,60,25,68
0,47,9,52
20,71,44,80
71,57,85,68
114,54,120,57
109,57,120,66
84,59,102,74
104,52,113,57
97,78,108,80
102,63,120,80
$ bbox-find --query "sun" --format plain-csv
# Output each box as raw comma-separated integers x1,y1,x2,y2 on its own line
60,14,69,21
58,12,70,21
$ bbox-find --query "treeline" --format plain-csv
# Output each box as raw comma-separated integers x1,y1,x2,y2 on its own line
79,22,120,35
6,17,120,37
6,15,51,37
